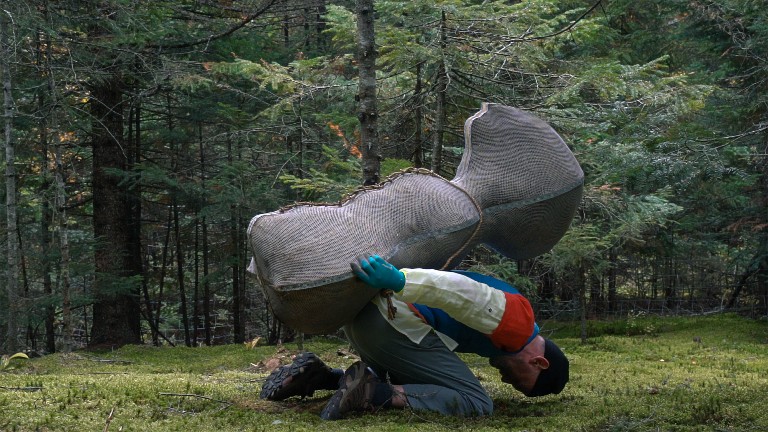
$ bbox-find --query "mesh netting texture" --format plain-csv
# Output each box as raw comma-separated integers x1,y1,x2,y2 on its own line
247,103,584,334
455,103,585,258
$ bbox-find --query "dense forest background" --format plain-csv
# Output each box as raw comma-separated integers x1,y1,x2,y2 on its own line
1,0,766,354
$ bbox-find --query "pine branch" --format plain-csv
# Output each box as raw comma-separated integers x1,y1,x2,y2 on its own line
148,0,282,50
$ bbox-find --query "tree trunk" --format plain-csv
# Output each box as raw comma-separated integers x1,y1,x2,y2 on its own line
430,10,448,175
315,3,327,49
727,253,760,309
55,125,73,353
154,207,174,346
229,139,245,344
576,264,587,344
132,100,160,345
2,11,22,353
127,93,144,337
589,270,602,316
608,248,618,312
356,0,380,185
89,77,142,347
173,197,191,347
413,62,424,168
231,211,244,343
36,25,55,354
193,216,200,346
46,27,73,352
40,0,74,353
202,217,212,345
199,125,212,345
42,153,55,354
758,130,768,312
283,11,290,48
540,267,555,301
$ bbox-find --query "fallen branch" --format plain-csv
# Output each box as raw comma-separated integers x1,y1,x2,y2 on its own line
92,359,133,364
0,386,43,392
159,392,233,408
70,354,134,365
103,407,115,432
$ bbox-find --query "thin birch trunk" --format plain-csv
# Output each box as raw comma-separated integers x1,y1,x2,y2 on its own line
199,123,212,346
154,207,173,346
229,137,245,344
36,24,55,354
173,197,191,347
42,12,74,351
54,124,73,352
413,62,423,168
356,0,380,185
36,1,74,353
431,10,448,175
2,9,22,353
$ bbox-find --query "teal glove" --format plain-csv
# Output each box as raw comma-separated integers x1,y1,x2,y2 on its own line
350,254,405,292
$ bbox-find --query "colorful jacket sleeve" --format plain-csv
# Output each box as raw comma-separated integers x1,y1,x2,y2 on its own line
394,268,536,352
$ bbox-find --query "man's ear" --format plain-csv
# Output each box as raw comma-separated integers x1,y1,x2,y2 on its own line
530,356,550,370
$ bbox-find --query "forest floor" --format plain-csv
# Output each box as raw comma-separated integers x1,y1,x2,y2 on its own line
1,313,767,431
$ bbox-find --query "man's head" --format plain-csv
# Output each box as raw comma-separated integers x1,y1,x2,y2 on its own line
489,335,569,397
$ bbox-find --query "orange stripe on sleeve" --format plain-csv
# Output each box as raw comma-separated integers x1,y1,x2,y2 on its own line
489,292,535,352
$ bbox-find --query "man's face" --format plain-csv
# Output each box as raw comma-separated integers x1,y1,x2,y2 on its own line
489,353,541,395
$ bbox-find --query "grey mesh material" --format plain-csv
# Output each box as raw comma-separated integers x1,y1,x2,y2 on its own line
454,104,585,258
248,171,482,334
247,103,584,334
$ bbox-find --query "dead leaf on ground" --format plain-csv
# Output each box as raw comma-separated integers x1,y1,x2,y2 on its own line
244,337,261,349
248,349,298,373
336,348,359,361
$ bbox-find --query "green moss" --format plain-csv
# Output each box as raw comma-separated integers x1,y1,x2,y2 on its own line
1,316,766,431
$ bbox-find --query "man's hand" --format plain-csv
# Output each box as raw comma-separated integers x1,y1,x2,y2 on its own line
350,254,405,292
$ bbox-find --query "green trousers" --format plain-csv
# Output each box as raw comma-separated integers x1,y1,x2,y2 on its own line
343,302,494,416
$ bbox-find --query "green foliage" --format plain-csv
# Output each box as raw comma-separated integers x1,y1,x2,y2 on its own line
467,255,539,298
3,0,768,354
323,5,357,52
585,310,660,337
547,222,612,272
210,59,298,95
279,145,361,202
380,159,413,178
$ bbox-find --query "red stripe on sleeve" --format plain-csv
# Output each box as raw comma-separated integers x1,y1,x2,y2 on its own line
407,303,428,324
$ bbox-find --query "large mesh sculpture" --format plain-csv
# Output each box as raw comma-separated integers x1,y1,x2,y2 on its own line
247,103,584,334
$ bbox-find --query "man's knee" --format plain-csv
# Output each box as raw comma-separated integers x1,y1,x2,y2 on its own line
457,390,493,416
475,394,494,416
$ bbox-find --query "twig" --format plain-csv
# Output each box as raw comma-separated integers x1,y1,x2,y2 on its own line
526,0,603,41
0,386,43,392
103,407,115,432
148,0,280,50
159,392,233,408
92,359,133,364
70,354,133,364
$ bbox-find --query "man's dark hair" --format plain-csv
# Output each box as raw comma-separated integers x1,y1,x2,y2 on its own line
527,338,569,397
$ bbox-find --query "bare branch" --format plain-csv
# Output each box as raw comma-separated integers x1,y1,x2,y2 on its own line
159,392,233,407
526,0,603,41
148,0,282,50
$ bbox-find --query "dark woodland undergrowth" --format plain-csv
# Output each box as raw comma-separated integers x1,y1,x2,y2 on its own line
1,313,767,431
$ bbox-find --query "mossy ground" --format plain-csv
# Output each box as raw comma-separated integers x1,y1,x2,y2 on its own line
1,314,766,431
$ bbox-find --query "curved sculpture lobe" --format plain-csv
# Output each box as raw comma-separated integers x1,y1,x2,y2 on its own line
247,104,583,334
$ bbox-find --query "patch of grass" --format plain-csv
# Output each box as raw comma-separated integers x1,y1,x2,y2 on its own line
0,314,766,431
